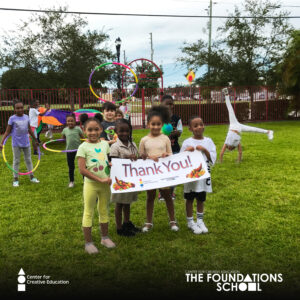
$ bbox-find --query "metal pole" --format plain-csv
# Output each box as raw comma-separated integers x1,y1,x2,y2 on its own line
208,0,212,87
150,33,154,61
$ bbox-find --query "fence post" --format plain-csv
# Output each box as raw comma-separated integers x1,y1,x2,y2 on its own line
142,88,145,128
78,88,81,109
266,87,268,121
198,87,201,117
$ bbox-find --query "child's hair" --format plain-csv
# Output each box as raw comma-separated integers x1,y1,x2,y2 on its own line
80,113,103,129
66,113,76,122
116,109,124,118
115,118,133,143
188,115,203,126
147,105,170,123
13,100,23,108
162,95,174,103
102,102,117,112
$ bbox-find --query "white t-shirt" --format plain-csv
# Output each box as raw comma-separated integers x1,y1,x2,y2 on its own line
225,130,241,147
29,108,40,127
181,137,216,193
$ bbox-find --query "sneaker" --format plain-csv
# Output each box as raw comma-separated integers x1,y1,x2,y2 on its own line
85,243,99,254
171,193,176,200
68,182,74,188
142,223,153,233
30,177,40,183
188,221,202,234
170,221,179,232
268,130,274,140
158,192,165,201
117,227,135,237
197,220,208,233
124,221,141,233
33,151,38,155
13,181,19,187
101,238,116,248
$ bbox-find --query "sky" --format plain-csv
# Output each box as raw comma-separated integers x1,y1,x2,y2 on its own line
0,0,299,87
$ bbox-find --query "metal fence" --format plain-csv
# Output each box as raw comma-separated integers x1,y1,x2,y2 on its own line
0,86,290,134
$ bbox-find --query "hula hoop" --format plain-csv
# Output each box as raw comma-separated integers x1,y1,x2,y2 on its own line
2,135,41,176
43,139,86,153
89,62,138,104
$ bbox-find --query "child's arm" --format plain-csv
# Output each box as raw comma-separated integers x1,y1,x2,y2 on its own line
170,119,183,138
0,125,12,149
237,143,242,163
185,146,194,152
61,134,66,140
219,144,227,163
28,124,39,144
78,157,112,185
196,145,212,162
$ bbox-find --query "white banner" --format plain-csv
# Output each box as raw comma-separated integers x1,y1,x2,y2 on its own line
110,151,210,193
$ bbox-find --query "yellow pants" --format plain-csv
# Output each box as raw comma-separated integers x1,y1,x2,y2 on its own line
82,181,111,227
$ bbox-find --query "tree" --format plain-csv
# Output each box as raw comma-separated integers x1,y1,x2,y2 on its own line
0,7,113,88
277,30,300,116
179,0,292,87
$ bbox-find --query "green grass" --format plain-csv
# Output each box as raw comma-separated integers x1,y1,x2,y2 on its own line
0,121,300,298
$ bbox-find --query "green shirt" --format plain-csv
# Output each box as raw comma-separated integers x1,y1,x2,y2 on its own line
62,126,83,150
76,141,110,182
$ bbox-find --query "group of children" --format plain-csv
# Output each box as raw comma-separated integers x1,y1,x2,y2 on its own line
0,92,274,254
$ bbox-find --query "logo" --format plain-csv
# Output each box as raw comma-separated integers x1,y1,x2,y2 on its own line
18,268,26,292
17,268,70,292
185,271,283,292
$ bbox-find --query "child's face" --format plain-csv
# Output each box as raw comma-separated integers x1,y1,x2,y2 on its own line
189,118,205,138
84,121,102,143
14,103,24,116
148,116,163,136
104,109,116,121
116,124,130,143
66,117,76,129
116,113,123,120
163,99,174,115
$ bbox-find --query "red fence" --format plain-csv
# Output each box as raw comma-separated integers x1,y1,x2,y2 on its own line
0,86,290,134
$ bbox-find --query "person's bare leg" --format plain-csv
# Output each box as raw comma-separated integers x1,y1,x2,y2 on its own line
83,227,99,254
145,189,156,228
186,199,194,218
123,204,130,223
83,227,93,243
115,203,123,230
161,189,175,221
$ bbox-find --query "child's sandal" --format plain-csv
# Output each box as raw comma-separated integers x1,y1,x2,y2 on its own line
170,221,179,232
142,223,153,233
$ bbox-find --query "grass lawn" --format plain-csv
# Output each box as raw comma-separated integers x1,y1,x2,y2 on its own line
0,121,299,298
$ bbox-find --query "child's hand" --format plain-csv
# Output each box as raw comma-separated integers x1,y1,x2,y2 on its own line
161,152,170,158
196,145,205,152
185,146,194,152
101,178,112,185
0,144,3,150
148,155,159,162
140,153,148,160
127,154,138,161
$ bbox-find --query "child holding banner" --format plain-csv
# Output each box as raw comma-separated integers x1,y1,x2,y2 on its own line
77,114,115,254
139,105,179,232
181,116,216,234
159,95,183,201
110,119,140,237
